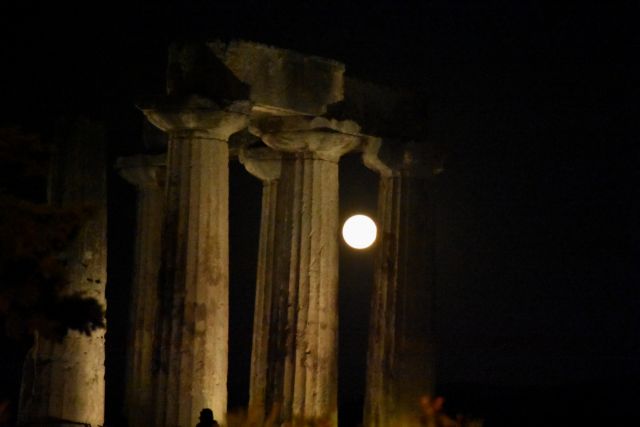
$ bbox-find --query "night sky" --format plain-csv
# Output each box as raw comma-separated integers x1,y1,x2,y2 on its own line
1,1,638,426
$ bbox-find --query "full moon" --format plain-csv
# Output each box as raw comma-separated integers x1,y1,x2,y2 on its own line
342,214,377,249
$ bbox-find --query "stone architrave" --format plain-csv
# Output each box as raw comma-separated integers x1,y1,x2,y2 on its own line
208,40,346,116
18,119,107,427
116,155,165,427
141,95,250,427
362,139,437,427
250,116,362,425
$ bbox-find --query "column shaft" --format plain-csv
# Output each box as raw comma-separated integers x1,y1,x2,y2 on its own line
364,171,435,427
289,155,340,421
154,131,229,427
249,179,278,415
118,156,164,427
274,154,341,423
18,120,107,427
248,116,361,426
142,98,249,427
243,151,341,424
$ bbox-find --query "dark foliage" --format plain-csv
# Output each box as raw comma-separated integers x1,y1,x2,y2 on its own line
0,128,104,342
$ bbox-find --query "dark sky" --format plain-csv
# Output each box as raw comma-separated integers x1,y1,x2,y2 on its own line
1,1,638,425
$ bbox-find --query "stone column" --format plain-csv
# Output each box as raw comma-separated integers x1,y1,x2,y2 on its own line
250,116,362,425
141,96,250,427
116,155,165,427
362,139,437,427
18,119,107,427
237,147,281,420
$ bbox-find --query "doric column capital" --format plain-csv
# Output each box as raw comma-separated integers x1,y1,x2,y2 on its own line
250,115,363,161
140,95,251,141
362,138,442,178
238,147,282,182
116,154,166,189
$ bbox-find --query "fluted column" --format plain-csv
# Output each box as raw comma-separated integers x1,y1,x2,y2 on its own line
116,155,165,427
18,119,107,427
363,139,437,427
238,147,282,420
250,116,362,425
141,96,250,427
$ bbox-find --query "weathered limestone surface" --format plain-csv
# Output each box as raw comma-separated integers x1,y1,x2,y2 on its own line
249,117,362,425
141,96,249,427
18,120,107,427
166,43,250,106
116,155,165,427
362,139,437,427
208,40,345,115
167,39,345,116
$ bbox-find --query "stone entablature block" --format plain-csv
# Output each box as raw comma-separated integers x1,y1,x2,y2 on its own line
209,40,345,116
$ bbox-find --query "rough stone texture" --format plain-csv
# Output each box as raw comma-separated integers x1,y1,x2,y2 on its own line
166,43,250,103
362,139,437,427
116,155,166,427
209,40,345,116
250,115,362,160
141,97,249,427
249,118,362,425
18,119,107,427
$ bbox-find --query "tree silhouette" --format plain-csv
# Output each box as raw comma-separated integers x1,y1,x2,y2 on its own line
0,127,104,342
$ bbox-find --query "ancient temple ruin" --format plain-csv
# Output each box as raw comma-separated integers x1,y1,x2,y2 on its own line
18,121,108,427
18,40,440,427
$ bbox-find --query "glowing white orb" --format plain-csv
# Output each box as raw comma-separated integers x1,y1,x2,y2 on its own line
342,214,377,249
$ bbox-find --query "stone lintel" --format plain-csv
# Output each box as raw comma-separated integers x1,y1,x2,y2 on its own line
250,115,363,162
140,95,250,140
209,40,345,116
166,42,250,102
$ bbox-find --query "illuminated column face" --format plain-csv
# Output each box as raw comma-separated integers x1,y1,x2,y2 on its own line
251,115,363,426
342,214,377,249
142,97,249,427
116,155,165,427
18,120,107,427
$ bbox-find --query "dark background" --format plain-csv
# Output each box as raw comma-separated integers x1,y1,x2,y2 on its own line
1,1,638,426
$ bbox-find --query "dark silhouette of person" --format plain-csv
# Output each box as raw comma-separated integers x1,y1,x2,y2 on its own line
196,408,219,427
